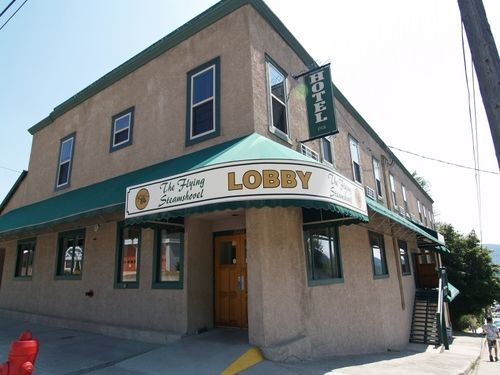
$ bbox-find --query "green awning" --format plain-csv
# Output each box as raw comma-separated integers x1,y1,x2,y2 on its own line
366,197,448,252
446,282,460,302
0,133,367,238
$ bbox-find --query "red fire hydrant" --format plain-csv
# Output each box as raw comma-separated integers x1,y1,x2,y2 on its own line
0,330,39,375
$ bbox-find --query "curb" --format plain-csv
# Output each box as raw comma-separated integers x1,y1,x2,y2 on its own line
460,337,485,375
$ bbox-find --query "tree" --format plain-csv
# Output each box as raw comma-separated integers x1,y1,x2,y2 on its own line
439,223,500,323
411,171,432,195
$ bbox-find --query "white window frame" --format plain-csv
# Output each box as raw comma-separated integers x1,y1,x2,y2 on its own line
402,184,409,216
112,112,132,149
190,65,216,141
266,59,290,141
56,135,75,189
423,205,428,226
372,158,383,198
389,173,397,208
417,199,423,222
349,136,362,184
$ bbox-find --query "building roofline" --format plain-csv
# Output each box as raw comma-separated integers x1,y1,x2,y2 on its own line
26,0,433,202
0,170,28,214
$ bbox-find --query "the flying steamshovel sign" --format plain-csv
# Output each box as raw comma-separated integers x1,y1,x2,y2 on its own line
303,64,338,140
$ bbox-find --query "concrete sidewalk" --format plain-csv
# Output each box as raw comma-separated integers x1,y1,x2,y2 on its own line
0,316,485,374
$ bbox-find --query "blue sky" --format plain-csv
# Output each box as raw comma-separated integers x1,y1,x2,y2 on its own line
1,0,499,243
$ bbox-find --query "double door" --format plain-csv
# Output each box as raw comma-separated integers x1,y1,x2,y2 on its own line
214,234,247,328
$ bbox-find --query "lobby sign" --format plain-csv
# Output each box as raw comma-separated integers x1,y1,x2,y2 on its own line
305,64,338,140
125,160,367,219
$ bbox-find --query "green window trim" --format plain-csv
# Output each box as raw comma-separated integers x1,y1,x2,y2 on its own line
15,238,36,279
185,56,221,146
304,222,344,286
398,240,412,276
152,224,184,290
55,228,85,280
369,231,389,278
114,223,141,289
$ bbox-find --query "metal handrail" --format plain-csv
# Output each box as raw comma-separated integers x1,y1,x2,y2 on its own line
436,267,449,350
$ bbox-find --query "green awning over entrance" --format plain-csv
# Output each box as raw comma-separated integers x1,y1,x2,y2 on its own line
446,282,460,302
0,133,368,238
366,197,448,252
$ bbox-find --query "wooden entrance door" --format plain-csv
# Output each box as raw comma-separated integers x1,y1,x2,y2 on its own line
214,234,247,328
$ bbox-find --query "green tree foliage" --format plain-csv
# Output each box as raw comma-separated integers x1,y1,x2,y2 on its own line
439,223,500,322
411,171,431,195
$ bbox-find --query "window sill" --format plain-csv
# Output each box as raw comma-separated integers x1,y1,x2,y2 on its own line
14,276,32,281
114,282,139,289
152,281,183,289
269,127,292,145
373,274,389,280
308,278,344,287
55,275,82,280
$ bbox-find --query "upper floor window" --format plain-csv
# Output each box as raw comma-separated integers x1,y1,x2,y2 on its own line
389,173,397,208
115,224,141,288
186,57,220,145
304,223,342,284
56,229,85,279
369,231,388,277
372,158,383,198
349,136,362,183
398,240,411,275
55,134,75,190
110,107,134,152
300,143,319,161
266,57,289,138
423,205,428,226
417,199,423,222
402,184,409,215
15,238,36,278
321,137,334,165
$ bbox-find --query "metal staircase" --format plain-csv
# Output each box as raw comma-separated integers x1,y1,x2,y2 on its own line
410,289,440,345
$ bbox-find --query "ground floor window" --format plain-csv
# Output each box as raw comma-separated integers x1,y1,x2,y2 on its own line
56,229,85,279
369,231,388,277
15,238,36,278
398,240,411,275
153,225,184,289
115,224,141,288
304,223,342,285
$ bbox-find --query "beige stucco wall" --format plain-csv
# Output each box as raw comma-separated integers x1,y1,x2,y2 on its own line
8,6,255,211
0,220,187,334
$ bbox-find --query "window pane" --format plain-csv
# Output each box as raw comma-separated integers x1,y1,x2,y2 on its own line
114,129,129,145
58,161,70,186
272,97,287,133
159,231,181,282
370,233,387,276
353,162,361,183
193,68,213,104
192,100,214,136
269,64,285,102
121,227,139,282
349,138,359,163
114,114,130,132
220,241,237,265
304,226,342,281
399,242,410,275
17,241,35,277
60,138,73,162
322,138,333,163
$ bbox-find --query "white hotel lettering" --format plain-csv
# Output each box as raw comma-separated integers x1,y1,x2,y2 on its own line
309,70,328,124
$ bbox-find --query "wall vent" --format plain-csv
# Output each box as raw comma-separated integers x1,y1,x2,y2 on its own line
300,144,319,161
365,186,376,200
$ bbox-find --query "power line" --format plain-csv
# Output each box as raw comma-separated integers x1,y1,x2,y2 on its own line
388,146,500,175
0,165,21,173
0,0,27,31
0,0,16,19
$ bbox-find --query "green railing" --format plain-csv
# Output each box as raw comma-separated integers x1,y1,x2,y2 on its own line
436,267,449,350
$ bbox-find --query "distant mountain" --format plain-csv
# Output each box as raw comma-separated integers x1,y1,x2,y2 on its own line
484,244,500,265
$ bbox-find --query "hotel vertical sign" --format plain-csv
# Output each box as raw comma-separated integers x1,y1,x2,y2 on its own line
305,64,338,140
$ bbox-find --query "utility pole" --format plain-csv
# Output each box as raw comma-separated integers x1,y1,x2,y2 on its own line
457,0,500,169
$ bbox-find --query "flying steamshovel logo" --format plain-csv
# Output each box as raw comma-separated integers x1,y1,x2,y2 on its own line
135,188,150,210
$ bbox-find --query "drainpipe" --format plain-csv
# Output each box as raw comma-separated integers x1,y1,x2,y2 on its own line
381,155,405,310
